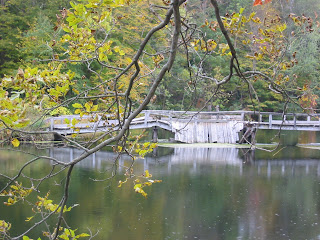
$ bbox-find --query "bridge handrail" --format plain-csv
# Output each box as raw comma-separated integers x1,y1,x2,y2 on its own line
141,110,320,117
48,111,320,121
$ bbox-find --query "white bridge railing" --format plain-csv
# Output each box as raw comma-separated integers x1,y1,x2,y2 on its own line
47,110,320,135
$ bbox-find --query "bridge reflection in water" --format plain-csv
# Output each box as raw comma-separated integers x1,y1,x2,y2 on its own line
47,147,320,177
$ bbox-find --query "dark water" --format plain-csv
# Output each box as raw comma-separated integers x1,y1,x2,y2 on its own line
2,144,320,239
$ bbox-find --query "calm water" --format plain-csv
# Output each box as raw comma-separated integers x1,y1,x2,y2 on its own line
2,144,320,239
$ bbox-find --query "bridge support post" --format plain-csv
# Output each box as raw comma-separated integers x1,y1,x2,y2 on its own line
152,126,158,143
239,124,256,144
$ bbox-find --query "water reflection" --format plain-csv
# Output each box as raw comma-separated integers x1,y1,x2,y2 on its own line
2,146,320,239
47,146,320,178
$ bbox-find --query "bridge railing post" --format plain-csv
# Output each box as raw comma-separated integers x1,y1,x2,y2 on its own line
144,111,150,126
269,114,272,128
50,118,54,131
294,114,296,128
93,114,101,130
241,113,245,122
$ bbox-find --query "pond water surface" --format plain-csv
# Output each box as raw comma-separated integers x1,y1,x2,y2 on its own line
2,144,320,240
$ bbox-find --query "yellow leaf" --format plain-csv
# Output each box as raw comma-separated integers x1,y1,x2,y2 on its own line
91,105,98,111
11,138,20,147
125,57,132,64
144,181,152,186
71,118,78,126
143,142,150,148
72,103,83,108
25,216,34,222
207,39,217,51
75,109,82,114
145,170,152,178
75,233,90,238
134,186,147,198
245,55,255,59
118,84,124,90
84,102,92,112
118,178,128,187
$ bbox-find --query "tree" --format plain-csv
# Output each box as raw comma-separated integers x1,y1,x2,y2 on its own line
0,0,319,238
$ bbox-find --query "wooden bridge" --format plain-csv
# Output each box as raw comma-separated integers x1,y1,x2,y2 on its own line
47,110,320,144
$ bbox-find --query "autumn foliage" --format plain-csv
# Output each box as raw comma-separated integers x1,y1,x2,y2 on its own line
253,0,272,6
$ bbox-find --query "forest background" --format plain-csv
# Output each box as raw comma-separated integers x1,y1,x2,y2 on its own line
2,0,320,115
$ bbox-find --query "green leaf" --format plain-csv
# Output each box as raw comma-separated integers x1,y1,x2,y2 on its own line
99,52,108,62
63,27,70,33
48,88,60,97
15,119,30,128
0,116,13,125
70,1,76,9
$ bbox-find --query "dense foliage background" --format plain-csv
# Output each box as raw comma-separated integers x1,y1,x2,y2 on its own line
1,0,320,113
